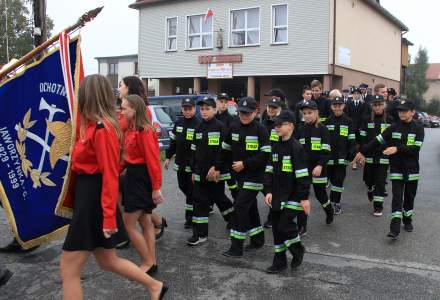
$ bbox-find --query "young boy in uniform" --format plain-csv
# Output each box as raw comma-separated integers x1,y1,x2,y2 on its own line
325,97,356,214
264,110,311,273
354,100,424,239
216,93,239,200
261,97,283,228
221,97,271,258
165,98,201,228
187,97,235,245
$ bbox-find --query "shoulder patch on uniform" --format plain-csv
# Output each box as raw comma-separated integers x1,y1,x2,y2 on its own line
96,121,105,129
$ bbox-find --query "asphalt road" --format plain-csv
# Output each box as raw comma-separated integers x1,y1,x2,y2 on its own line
1,128,440,300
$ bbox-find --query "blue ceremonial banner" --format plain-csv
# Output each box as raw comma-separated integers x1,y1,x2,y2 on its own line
0,37,81,249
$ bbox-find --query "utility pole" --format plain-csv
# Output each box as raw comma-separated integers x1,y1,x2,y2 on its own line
33,0,47,47
4,0,10,62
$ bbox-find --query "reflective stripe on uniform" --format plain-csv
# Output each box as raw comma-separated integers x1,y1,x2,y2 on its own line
322,200,331,208
321,143,331,151
404,210,413,217
219,173,232,181
379,159,389,165
331,186,344,193
185,204,194,211
376,134,385,144
274,244,287,253
312,177,328,184
248,226,264,237
230,230,247,240
348,134,356,140
192,216,208,224
169,131,176,140
284,235,301,248
373,196,384,203
265,165,274,173
295,168,309,178
390,173,403,180
191,144,196,151
408,174,420,181
283,201,304,211
391,211,402,219
222,207,234,216
242,182,264,191
260,145,272,153
222,142,231,150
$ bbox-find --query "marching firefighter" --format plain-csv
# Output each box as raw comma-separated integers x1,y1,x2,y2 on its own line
295,100,333,235
216,93,239,200
354,100,424,239
261,97,284,228
187,97,234,246
221,97,271,258
358,95,394,216
325,97,356,215
264,110,311,273
165,98,201,229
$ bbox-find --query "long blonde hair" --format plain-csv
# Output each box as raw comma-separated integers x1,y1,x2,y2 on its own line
123,94,153,131
78,74,123,143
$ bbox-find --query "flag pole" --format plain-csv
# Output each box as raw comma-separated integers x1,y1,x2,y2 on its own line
0,6,103,80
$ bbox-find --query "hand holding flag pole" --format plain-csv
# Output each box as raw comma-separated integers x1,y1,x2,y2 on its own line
0,6,103,81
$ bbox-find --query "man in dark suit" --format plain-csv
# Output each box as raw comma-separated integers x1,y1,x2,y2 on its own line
346,88,367,170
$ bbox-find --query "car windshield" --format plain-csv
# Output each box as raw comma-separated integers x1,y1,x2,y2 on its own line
154,107,173,124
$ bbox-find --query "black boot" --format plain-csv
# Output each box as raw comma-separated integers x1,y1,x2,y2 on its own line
266,252,287,274
324,205,334,225
223,238,243,258
288,243,305,269
403,217,414,232
387,218,401,239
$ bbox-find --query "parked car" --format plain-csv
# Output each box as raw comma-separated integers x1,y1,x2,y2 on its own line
418,112,431,127
430,116,440,128
149,94,217,121
150,104,174,150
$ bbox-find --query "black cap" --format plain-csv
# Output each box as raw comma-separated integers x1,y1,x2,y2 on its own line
342,89,349,93
217,93,229,100
267,97,282,108
397,100,416,111
197,96,216,108
352,88,361,93
181,97,196,107
264,88,286,101
369,95,385,104
322,90,330,97
274,110,296,126
331,97,345,105
299,100,318,110
359,83,369,89
388,88,397,96
238,97,257,113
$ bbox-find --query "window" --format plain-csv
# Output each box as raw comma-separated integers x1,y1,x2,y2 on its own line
108,63,118,75
272,4,288,44
230,7,260,47
187,14,213,49
166,17,177,51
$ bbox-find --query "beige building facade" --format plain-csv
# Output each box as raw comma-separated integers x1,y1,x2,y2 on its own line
131,0,409,107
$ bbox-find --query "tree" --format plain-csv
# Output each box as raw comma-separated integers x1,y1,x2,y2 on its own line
406,47,429,109
426,98,440,115
0,0,54,66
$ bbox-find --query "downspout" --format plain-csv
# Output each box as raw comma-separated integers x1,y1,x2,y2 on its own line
331,0,337,89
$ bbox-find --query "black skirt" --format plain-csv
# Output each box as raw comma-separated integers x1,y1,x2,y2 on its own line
123,164,155,214
63,174,118,251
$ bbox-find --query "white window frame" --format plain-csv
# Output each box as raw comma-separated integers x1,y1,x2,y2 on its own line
165,16,178,52
185,13,213,50
271,4,288,45
229,6,261,48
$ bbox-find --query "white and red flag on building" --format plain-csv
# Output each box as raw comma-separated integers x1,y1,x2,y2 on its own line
204,8,213,23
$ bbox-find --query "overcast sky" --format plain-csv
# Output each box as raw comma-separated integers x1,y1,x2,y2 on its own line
46,0,439,75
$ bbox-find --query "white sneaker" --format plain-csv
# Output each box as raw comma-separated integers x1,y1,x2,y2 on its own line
187,236,208,246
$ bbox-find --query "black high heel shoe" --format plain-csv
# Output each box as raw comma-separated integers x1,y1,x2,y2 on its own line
159,282,169,300
146,264,158,276
155,218,168,240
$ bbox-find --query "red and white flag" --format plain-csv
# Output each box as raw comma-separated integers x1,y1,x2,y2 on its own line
204,8,213,23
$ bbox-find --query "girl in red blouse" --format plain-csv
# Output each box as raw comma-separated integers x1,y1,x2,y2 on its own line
60,75,167,300
120,94,163,275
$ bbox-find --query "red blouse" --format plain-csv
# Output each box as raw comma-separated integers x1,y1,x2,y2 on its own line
71,121,120,230
123,127,162,191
